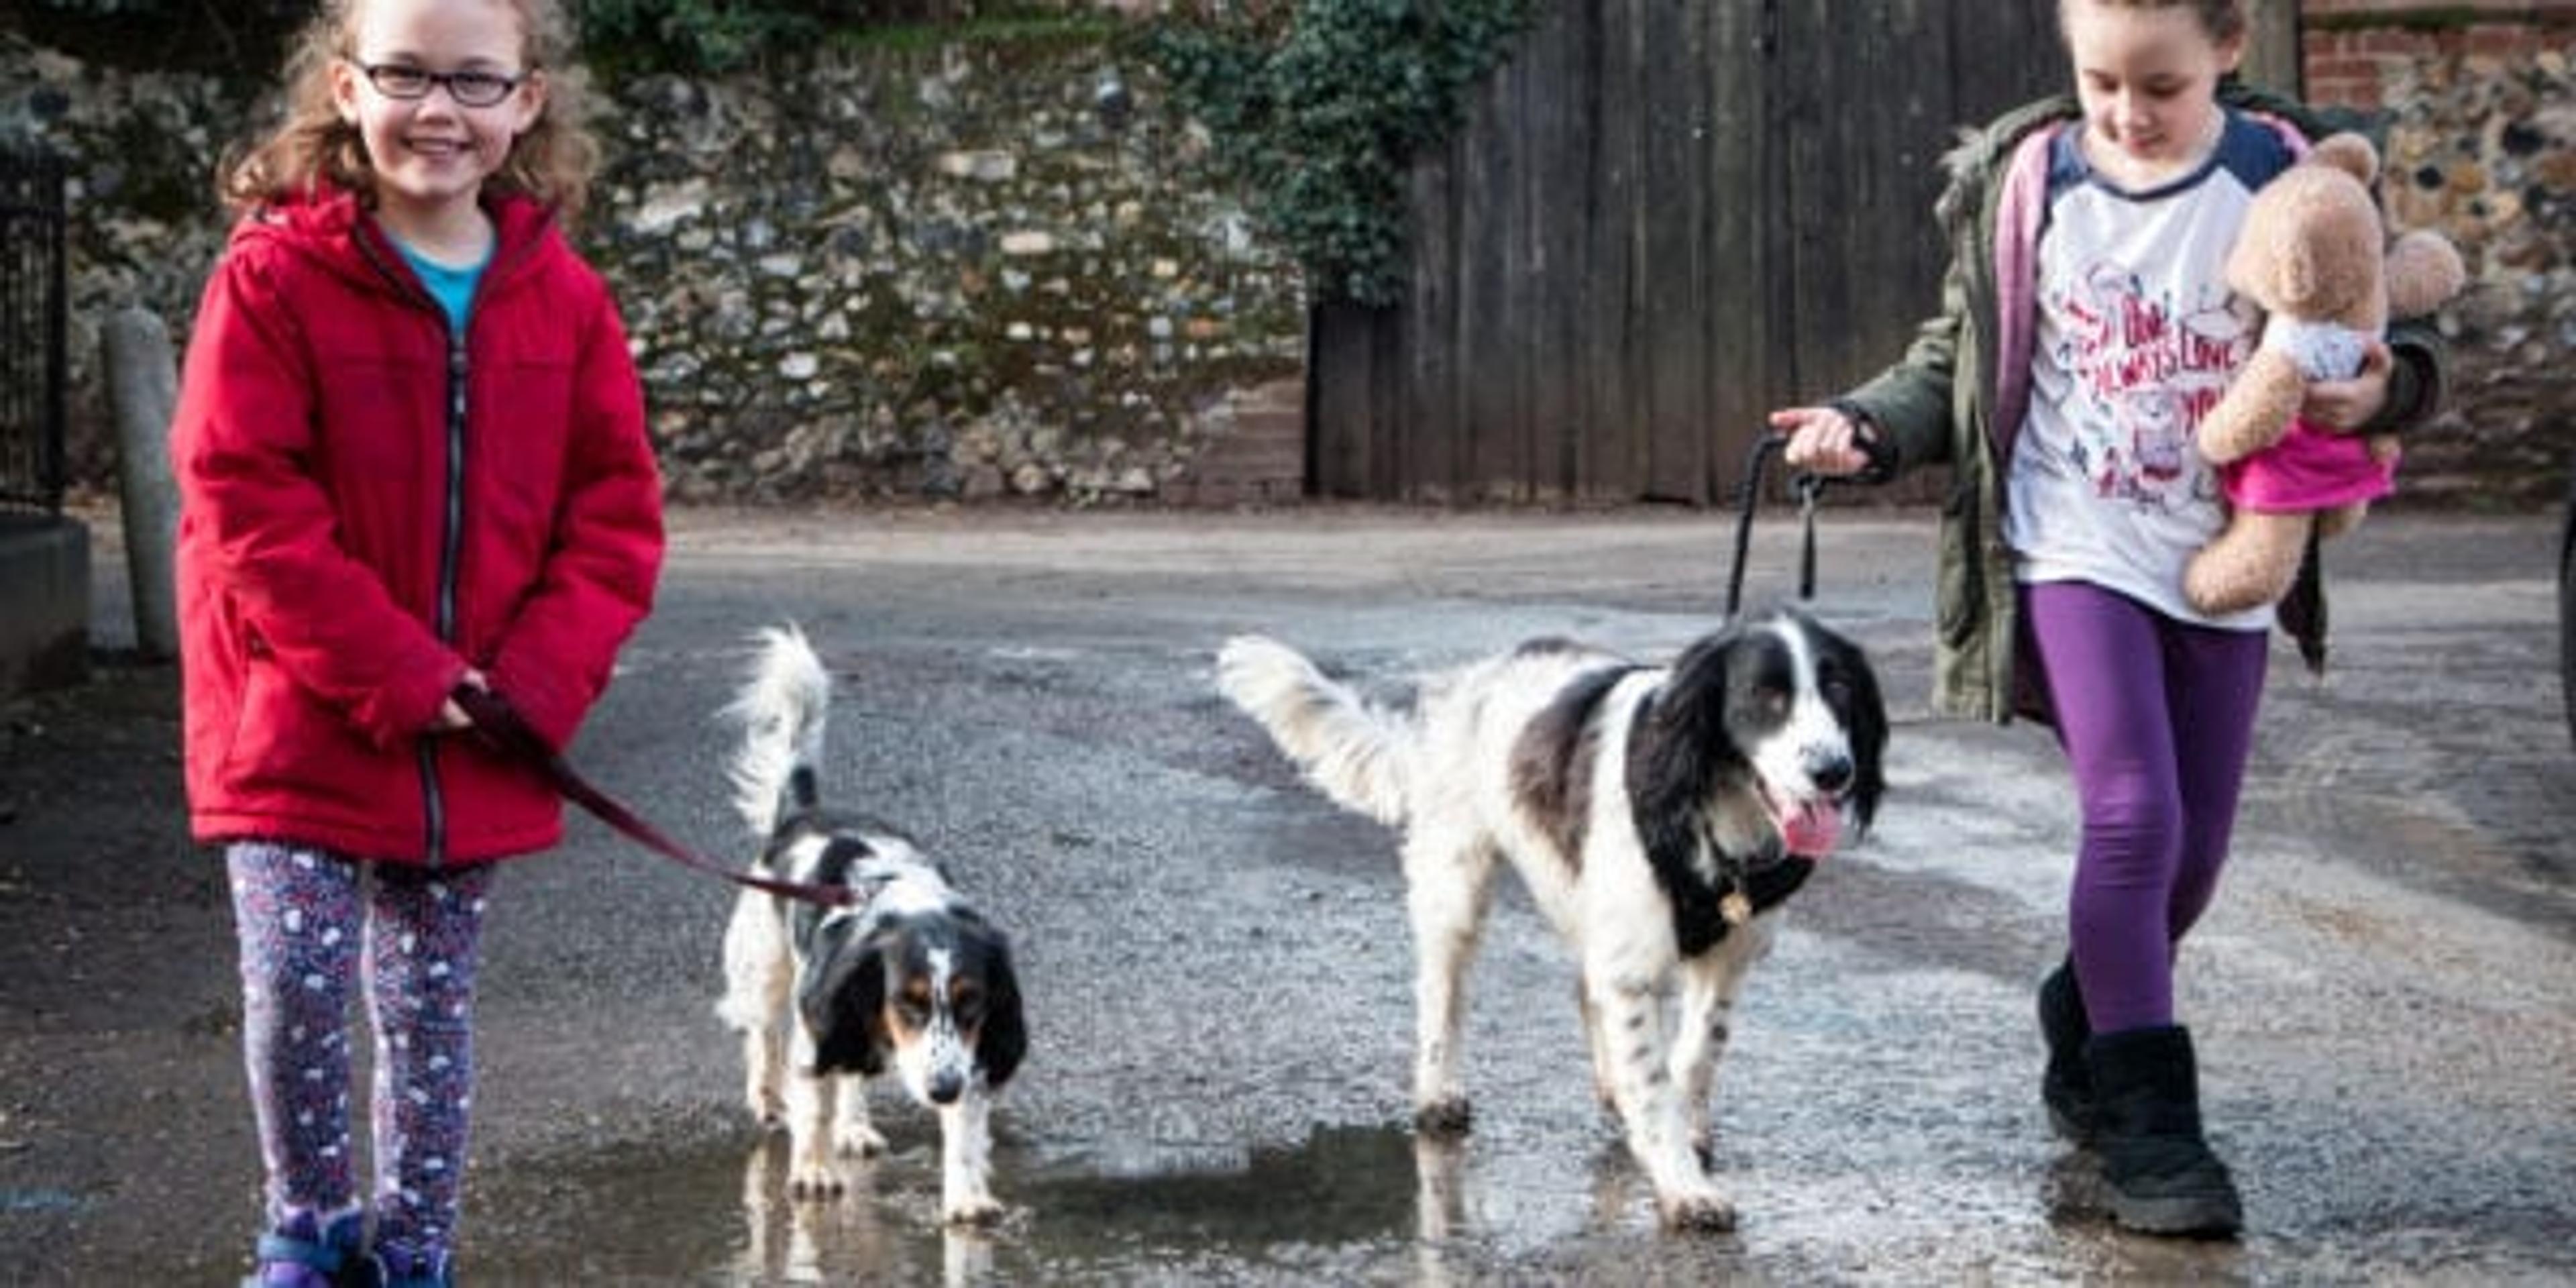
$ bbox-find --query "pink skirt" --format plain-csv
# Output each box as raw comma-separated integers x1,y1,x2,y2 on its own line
2219,418,2395,514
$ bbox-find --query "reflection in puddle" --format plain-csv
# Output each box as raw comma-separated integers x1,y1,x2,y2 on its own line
1013,1123,1418,1258
731,1133,951,1285
474,1121,1451,1283
1413,1134,1472,1288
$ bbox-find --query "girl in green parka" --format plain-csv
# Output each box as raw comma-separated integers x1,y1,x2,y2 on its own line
1768,0,2447,1238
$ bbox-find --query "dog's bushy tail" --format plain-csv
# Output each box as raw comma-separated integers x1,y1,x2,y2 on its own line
1215,635,1411,825
726,624,831,836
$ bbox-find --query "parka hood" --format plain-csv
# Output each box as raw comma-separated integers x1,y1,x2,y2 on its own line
229,182,566,303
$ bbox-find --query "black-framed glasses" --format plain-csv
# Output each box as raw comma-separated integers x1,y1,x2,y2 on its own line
356,61,527,108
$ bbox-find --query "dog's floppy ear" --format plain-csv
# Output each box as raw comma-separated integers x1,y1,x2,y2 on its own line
1829,629,1888,835
965,915,1028,1089
1631,627,1744,824
1626,629,1744,953
798,918,892,1075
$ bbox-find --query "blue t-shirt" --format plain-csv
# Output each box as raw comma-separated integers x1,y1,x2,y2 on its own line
394,237,489,334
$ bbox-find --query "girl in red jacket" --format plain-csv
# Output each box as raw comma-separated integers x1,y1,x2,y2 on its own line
169,1,663,1283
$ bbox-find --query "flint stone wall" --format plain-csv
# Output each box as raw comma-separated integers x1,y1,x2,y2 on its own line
2,27,1307,506
2317,18,2576,507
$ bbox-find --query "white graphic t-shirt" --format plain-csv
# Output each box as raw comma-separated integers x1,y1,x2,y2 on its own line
2004,111,2297,629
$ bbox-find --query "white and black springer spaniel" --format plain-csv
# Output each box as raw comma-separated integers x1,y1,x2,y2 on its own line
714,626,1026,1225
1216,608,1885,1230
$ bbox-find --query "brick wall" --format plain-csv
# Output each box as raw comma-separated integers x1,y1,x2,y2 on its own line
2302,1,2576,108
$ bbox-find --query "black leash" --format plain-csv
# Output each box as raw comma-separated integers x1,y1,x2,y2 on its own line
1725,434,1823,617
452,686,862,908
1725,426,1895,616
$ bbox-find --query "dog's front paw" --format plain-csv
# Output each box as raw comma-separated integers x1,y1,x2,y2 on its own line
1413,1095,1474,1137
835,1120,890,1159
1657,1186,1738,1234
943,1193,1005,1227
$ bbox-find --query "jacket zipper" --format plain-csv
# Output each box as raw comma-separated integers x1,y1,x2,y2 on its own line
425,324,467,867
358,213,553,863
356,229,467,865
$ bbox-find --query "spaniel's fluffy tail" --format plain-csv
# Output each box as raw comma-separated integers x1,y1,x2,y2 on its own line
726,624,832,836
1215,635,1411,825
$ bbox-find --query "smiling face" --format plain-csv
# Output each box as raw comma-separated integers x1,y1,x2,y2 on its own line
2060,0,2243,189
329,0,544,249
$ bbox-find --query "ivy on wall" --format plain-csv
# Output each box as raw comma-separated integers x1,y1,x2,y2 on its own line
576,2,1088,72
1143,0,1535,309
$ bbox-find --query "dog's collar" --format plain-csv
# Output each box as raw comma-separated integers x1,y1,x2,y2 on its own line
829,857,949,926
1703,826,1816,929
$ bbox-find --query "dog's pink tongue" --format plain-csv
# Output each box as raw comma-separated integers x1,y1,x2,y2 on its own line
1780,800,1842,857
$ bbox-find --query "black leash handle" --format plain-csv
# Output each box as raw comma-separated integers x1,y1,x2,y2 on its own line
452,686,861,908
1726,428,1890,618
1726,435,1821,618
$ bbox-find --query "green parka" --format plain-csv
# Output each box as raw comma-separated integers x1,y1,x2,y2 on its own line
1837,81,2449,724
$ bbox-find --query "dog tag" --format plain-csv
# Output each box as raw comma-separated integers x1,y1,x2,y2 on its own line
1721,890,1751,926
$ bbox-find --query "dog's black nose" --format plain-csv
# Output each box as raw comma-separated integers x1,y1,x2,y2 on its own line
1809,752,1854,795
928,1071,965,1104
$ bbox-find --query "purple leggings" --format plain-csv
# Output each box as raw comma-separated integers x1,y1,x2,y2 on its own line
2021,582,2268,1035
227,841,495,1277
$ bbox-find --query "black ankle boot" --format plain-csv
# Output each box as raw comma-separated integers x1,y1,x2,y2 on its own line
2086,1025,2244,1237
2038,959,2097,1143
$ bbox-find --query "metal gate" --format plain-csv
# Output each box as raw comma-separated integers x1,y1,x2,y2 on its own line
1,149,69,515
1307,0,2069,504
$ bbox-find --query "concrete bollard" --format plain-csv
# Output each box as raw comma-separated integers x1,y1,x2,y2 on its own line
103,305,180,661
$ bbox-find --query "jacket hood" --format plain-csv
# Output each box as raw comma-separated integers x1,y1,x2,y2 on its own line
1934,80,2332,233
229,183,565,303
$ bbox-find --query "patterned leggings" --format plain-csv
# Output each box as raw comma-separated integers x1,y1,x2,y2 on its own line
228,841,495,1277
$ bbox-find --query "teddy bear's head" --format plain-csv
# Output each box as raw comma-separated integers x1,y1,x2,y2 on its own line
2224,132,2390,329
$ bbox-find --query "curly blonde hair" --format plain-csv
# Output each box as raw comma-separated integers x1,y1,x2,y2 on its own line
219,0,600,223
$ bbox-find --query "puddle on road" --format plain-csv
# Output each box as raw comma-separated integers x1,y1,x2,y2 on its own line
466,1122,1429,1285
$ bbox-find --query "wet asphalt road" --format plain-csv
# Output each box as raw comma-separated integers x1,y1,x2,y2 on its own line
5,504,2573,1285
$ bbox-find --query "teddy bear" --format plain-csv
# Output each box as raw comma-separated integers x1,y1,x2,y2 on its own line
2184,131,2466,616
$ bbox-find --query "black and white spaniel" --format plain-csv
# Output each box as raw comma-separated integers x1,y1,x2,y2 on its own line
714,626,1026,1225
1216,608,1885,1231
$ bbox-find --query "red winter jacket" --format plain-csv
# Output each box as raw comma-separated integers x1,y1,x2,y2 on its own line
170,186,664,865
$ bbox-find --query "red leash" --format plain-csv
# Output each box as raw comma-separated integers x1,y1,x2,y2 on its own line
453,686,861,908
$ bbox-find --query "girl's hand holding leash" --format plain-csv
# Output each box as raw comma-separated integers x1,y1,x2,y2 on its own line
1768,406,1884,478
434,669,489,732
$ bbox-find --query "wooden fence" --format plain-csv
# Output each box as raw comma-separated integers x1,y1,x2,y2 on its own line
1308,0,2074,505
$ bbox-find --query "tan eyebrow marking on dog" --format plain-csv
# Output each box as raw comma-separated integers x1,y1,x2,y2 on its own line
882,997,924,1040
